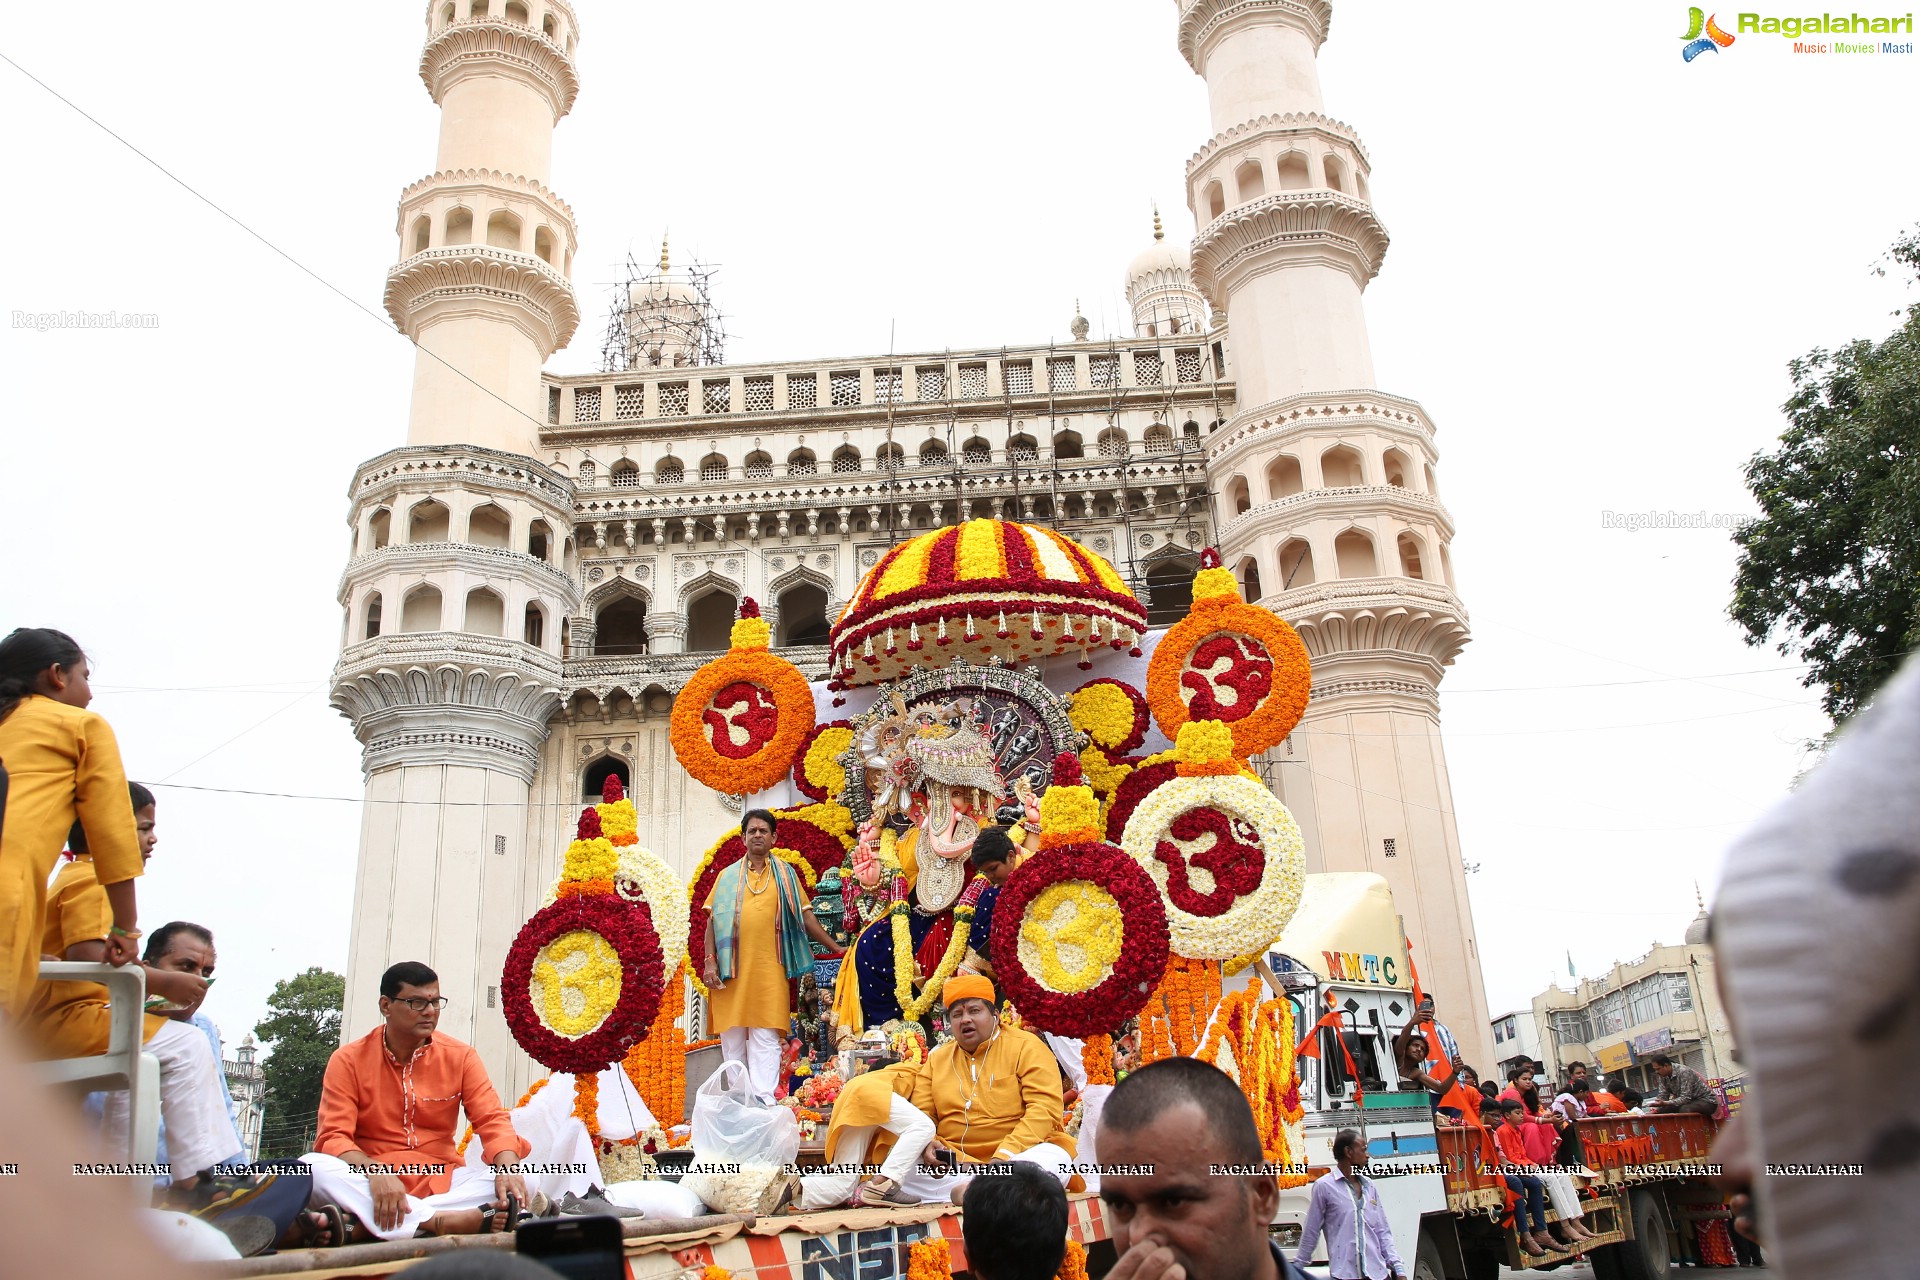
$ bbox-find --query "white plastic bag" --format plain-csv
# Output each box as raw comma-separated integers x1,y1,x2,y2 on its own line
684,1060,800,1214
691,1060,799,1167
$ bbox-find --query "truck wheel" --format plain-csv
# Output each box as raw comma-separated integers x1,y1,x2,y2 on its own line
1590,1189,1671,1280
1412,1233,1444,1280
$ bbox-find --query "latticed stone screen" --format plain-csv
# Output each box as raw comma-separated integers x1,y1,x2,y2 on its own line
703,380,731,414
655,460,683,485
1003,361,1034,395
832,450,861,474
745,456,773,478
1090,354,1120,388
916,366,946,400
611,462,640,488
919,442,948,466
830,370,861,407
958,364,988,398
787,374,819,409
743,377,774,412
576,460,596,487
1175,349,1204,383
701,457,728,481
658,382,690,416
615,385,645,419
1098,432,1129,458
788,454,817,475
1047,357,1077,392
875,368,903,404
1134,352,1163,386
1145,428,1173,454
572,386,601,422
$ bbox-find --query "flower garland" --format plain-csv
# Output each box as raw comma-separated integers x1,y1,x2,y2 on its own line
622,959,691,1139
1139,955,1223,1061
1144,549,1312,757
1119,722,1305,961
907,1236,952,1280
670,598,817,795
595,777,692,981
893,873,987,1021
1083,1033,1116,1086
793,720,854,802
1058,1240,1089,1280
503,893,665,1075
1068,678,1149,755
1191,989,1307,1186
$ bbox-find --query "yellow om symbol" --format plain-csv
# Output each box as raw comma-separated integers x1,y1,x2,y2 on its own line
1020,882,1123,994
535,929,622,1037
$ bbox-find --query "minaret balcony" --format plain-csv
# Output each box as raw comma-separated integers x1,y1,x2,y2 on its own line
1190,189,1389,302
1218,485,1453,547
1178,0,1334,71
420,15,579,121
384,244,581,355
1265,575,1469,677
336,541,576,605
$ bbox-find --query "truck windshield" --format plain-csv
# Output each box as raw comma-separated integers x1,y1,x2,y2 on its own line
1320,1026,1387,1096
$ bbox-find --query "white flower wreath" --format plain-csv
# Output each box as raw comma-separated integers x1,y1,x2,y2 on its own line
1119,773,1305,960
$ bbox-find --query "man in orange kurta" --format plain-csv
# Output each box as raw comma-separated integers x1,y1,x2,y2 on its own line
300,962,534,1240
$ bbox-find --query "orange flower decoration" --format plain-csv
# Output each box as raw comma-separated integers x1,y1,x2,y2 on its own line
1145,549,1311,757
670,598,816,795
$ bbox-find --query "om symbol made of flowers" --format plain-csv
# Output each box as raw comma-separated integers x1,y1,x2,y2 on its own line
1120,773,1306,961
533,930,622,1037
1018,881,1124,994
1153,805,1265,918
1180,634,1272,725
703,681,779,761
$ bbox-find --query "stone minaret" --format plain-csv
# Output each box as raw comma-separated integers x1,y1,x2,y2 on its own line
329,0,584,1082
1178,0,1492,1064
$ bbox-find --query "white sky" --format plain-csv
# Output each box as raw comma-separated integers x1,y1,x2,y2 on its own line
3,2,1912,1060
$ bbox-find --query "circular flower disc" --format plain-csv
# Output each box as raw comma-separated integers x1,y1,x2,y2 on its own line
990,842,1169,1038
670,650,815,795
1119,774,1305,961
503,894,665,1074
1146,602,1312,757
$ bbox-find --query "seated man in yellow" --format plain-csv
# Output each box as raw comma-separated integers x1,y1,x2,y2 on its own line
787,1061,934,1210
915,976,1077,1201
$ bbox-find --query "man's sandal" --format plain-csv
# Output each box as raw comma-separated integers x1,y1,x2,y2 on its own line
855,1177,913,1207
479,1193,532,1234
295,1204,350,1249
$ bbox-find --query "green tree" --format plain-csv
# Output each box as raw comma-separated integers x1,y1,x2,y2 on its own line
253,967,345,1158
1731,227,1920,724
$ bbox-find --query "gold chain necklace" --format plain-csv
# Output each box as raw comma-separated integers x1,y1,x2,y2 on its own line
745,858,773,895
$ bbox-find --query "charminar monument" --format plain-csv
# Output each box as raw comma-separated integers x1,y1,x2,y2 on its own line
330,0,1491,1091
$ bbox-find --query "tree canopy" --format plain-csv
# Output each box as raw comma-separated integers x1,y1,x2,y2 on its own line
252,966,345,1158
1731,227,1920,724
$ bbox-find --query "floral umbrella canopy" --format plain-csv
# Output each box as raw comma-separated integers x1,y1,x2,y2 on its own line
827,519,1148,689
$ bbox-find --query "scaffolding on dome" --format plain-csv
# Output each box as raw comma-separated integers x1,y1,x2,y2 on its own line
598,248,729,373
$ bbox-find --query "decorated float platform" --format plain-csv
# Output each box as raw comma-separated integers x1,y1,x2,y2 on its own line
236,519,1376,1278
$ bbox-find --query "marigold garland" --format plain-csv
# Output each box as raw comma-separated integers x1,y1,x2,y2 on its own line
794,720,854,802
894,874,987,1020
1139,955,1223,1061
1192,988,1306,1185
1057,1239,1090,1280
573,1070,601,1142
1145,550,1312,757
624,959,690,1133
907,1236,953,1280
670,598,817,795
702,1267,733,1280
1082,1034,1116,1086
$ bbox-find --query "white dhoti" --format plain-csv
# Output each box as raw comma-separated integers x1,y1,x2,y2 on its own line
878,1141,1077,1205
719,1026,784,1102
798,1095,938,1210
300,1067,624,1240
103,1019,242,1183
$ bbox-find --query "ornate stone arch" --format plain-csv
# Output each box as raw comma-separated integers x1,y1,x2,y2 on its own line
583,575,651,615
677,566,742,612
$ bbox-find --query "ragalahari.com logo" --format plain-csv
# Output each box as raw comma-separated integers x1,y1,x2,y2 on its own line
1681,8,1738,59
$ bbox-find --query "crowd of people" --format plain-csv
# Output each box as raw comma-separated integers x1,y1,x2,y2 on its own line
0,620,1805,1280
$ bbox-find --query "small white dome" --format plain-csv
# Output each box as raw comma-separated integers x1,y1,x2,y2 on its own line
628,276,701,308
1683,909,1710,946
1126,239,1192,288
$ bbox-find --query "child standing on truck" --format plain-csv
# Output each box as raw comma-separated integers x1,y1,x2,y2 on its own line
1495,1101,1556,1257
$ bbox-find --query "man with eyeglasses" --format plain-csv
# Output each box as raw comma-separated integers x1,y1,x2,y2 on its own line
299,962,562,1242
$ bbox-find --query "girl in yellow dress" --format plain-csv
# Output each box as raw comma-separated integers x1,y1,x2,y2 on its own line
0,629,144,1018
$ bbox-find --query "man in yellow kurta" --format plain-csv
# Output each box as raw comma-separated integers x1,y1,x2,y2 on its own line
702,808,842,1102
0,632,144,1016
789,1061,935,1209
911,976,1077,1202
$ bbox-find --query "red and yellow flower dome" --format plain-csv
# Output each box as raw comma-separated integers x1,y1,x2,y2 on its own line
828,519,1147,687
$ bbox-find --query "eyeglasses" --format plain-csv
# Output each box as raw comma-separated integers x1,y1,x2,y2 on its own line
394,996,449,1012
